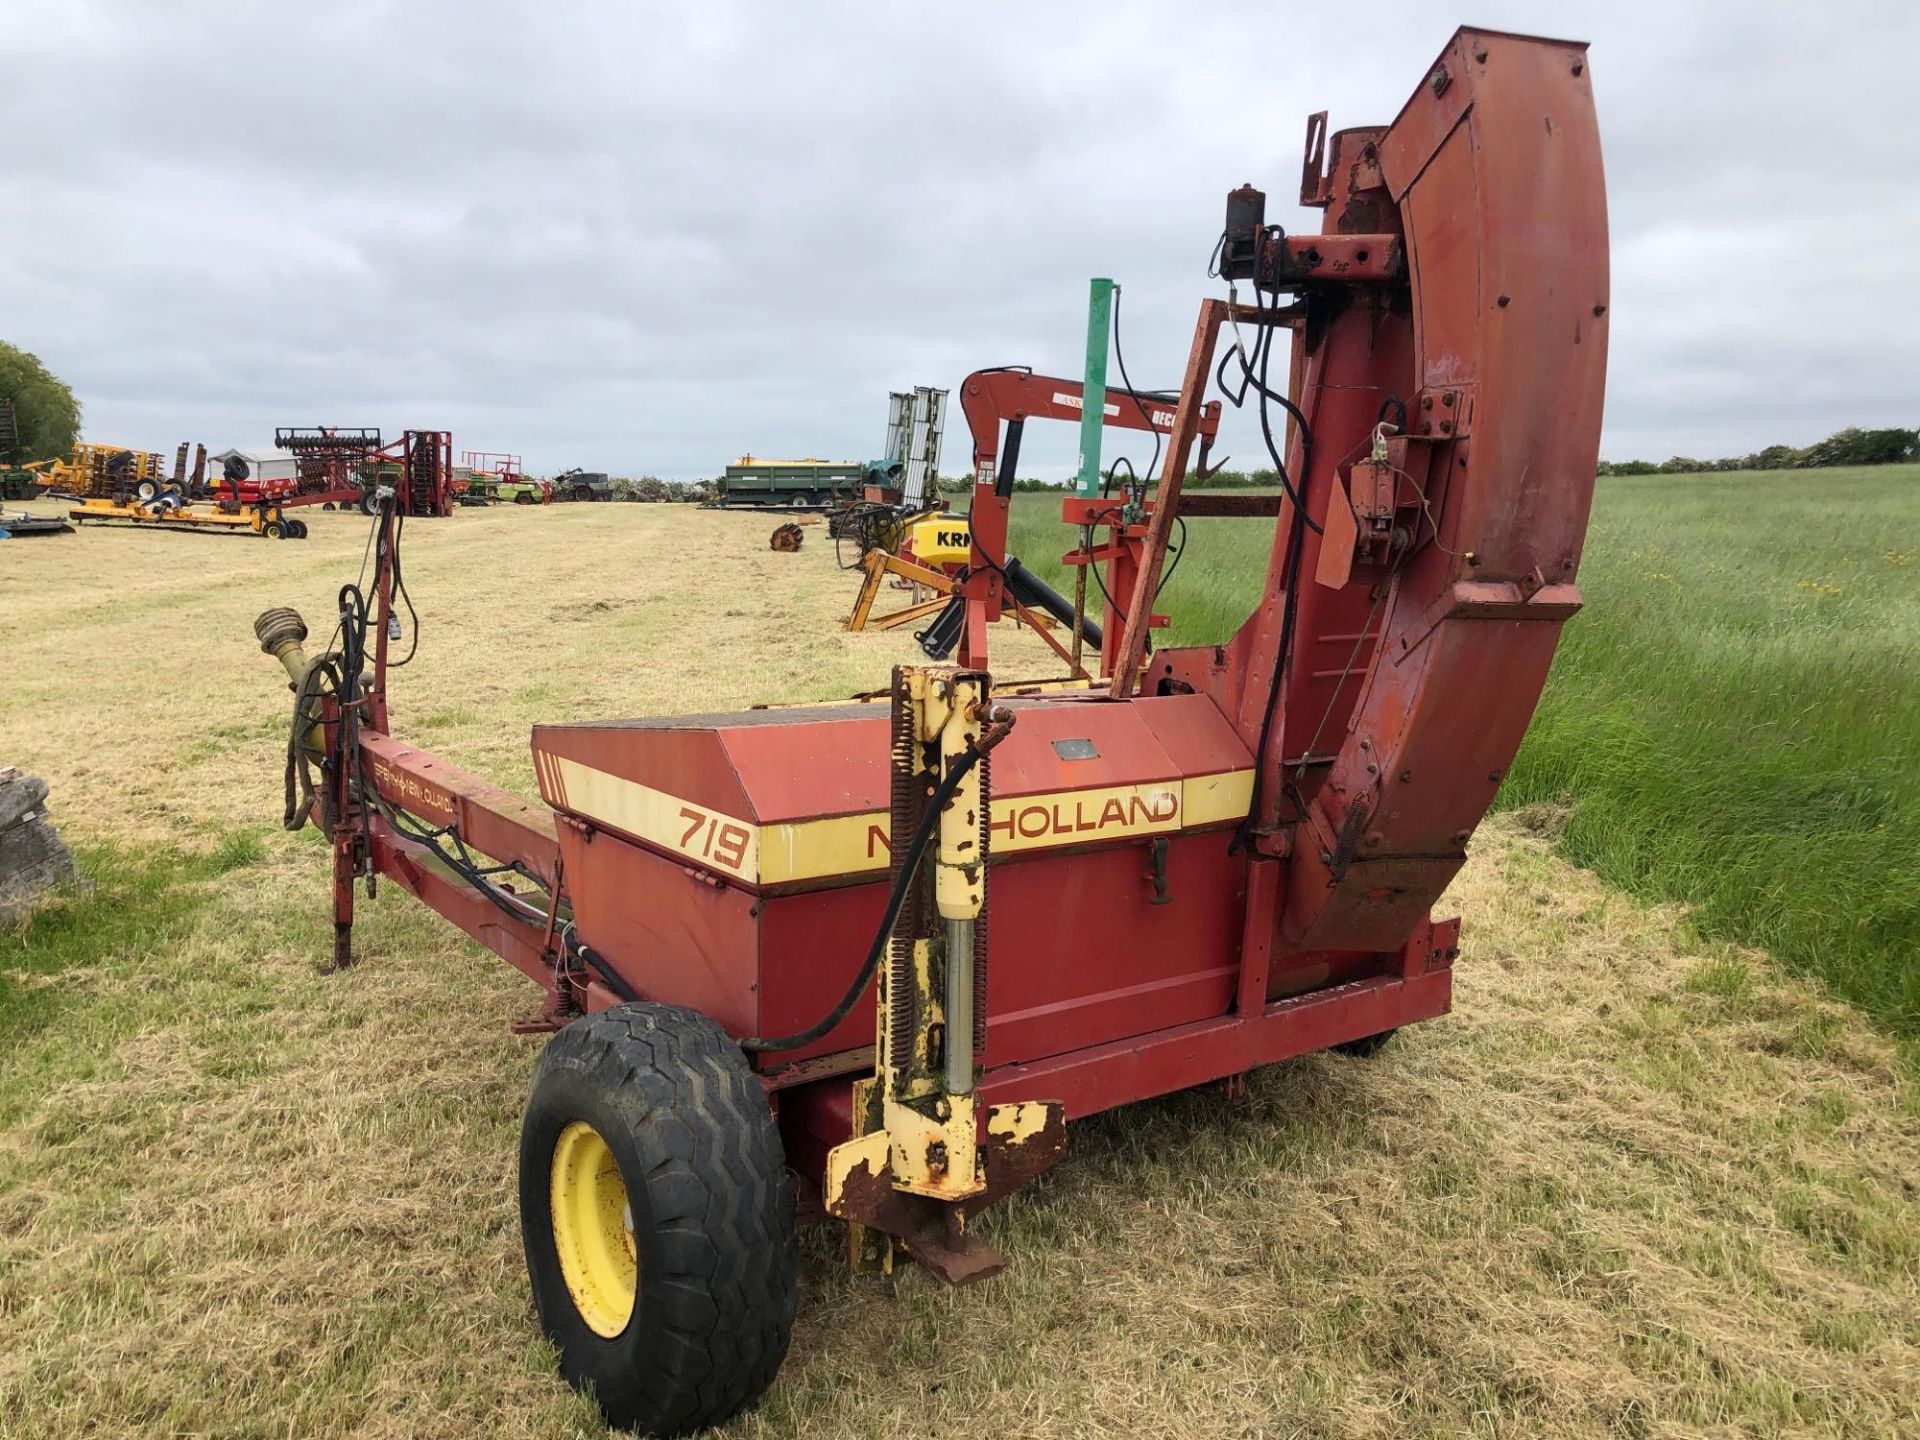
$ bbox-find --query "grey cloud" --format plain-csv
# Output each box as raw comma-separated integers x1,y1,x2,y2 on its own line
3,0,1914,475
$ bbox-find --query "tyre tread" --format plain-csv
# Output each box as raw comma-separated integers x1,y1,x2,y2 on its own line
526,1003,794,1435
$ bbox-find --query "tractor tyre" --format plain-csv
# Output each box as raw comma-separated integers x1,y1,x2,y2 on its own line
263,520,284,539
1333,1029,1397,1058
573,483,595,502
515,491,534,505
289,519,308,539
519,1003,795,1437
358,491,379,517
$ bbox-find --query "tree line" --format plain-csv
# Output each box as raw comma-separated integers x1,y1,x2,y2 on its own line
6,339,1911,486
1599,426,1917,475
960,425,1920,488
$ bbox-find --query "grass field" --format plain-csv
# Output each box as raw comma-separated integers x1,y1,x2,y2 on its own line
1007,465,1920,1043
1,498,1916,1438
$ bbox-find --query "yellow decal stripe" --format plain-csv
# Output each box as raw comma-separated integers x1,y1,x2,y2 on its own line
550,757,760,879
1183,767,1256,827
542,754,1252,886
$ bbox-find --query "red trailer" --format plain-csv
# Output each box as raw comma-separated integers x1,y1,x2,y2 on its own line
253,28,1607,1436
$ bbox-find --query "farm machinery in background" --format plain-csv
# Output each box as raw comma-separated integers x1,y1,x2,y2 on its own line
56,429,453,539
27,440,197,502
458,451,550,505
713,386,949,552
712,455,901,510
248,428,457,518
249,27,1607,1437
845,368,1224,674
823,385,950,555
553,468,614,502
44,438,315,540
0,402,69,534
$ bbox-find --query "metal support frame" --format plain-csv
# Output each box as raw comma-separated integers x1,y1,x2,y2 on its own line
936,364,1222,674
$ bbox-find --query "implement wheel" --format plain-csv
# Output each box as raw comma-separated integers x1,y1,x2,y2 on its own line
520,1003,795,1436
1333,1029,1397,1057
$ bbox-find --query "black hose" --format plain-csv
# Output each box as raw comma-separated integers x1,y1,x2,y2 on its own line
739,743,984,1053
571,940,641,1003
1235,484,1312,853
1110,286,1163,487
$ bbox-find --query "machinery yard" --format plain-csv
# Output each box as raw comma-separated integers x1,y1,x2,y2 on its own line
1,497,1916,1438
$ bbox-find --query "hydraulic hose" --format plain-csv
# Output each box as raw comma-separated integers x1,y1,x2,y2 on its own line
739,742,984,1053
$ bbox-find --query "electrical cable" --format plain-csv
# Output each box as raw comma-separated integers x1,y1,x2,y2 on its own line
1226,250,1318,848
1157,514,1188,600
738,742,985,1053
371,791,643,1004
386,510,421,666
1212,260,1321,534
1233,485,1310,854
1110,286,1163,489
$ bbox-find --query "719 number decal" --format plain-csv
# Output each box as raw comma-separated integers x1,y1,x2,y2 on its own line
679,805,750,871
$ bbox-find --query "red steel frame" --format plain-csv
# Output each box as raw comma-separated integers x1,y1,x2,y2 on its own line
232,430,455,515
238,428,387,512
300,26,1606,1231
462,450,525,480
953,369,1223,669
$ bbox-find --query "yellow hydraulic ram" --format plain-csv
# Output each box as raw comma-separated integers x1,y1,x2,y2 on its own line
823,664,1065,1282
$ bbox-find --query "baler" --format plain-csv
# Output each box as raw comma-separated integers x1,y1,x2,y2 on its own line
252,27,1607,1436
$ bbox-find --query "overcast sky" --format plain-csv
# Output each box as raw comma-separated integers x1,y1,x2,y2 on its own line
3,1,1914,478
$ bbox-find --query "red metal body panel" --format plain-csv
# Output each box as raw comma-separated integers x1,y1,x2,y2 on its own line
558,813,1248,1070
556,823,763,1035
534,693,1258,1068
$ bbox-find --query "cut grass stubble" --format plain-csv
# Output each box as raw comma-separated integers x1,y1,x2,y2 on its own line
0,497,1914,1438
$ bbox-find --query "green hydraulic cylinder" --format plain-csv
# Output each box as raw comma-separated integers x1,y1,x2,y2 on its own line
1073,278,1114,497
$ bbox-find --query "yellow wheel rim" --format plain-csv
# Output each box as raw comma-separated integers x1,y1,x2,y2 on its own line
550,1121,638,1338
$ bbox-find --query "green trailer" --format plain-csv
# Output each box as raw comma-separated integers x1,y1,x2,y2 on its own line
711,457,900,509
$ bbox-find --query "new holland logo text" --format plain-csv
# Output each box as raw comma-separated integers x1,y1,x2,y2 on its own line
992,789,1177,843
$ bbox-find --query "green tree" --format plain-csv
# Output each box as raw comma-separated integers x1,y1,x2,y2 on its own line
0,342,81,463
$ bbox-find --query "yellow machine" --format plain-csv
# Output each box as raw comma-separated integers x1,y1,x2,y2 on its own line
907,513,972,566
846,512,1086,671
68,496,304,539
34,442,169,499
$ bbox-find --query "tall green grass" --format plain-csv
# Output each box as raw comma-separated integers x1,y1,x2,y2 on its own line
1003,466,1920,1034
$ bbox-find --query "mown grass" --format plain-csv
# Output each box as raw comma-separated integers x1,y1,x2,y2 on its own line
0,499,1914,1438
1006,465,1920,1038
0,832,264,1051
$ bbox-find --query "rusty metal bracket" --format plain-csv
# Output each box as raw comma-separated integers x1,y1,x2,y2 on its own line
824,1100,1067,1284
1300,110,1331,207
